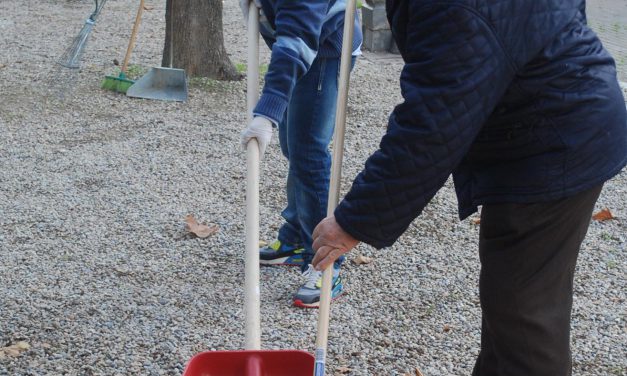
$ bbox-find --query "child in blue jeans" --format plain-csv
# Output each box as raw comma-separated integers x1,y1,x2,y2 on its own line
239,0,362,308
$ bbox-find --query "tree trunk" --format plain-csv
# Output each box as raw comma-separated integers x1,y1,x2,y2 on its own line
163,0,241,80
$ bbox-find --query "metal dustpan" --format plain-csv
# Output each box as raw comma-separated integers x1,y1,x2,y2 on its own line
126,67,188,102
127,0,187,102
182,5,314,375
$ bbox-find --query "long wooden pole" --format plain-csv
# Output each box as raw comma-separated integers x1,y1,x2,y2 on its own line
121,0,145,74
314,0,356,374
244,2,261,351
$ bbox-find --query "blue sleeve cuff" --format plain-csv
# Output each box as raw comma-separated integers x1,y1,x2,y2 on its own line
253,93,288,125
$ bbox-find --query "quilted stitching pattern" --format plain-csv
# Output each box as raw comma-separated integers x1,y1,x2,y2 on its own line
335,0,627,249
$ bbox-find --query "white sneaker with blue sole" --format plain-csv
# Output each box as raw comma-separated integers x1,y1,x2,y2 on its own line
292,264,343,308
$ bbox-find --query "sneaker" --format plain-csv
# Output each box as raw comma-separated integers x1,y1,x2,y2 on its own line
259,240,305,266
292,264,343,308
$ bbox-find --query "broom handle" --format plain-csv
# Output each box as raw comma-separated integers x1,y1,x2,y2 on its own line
121,0,145,74
246,3,260,123
244,2,261,351
314,0,356,374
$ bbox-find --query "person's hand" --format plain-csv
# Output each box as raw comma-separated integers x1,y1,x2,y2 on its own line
239,0,261,23
240,116,273,157
312,215,360,271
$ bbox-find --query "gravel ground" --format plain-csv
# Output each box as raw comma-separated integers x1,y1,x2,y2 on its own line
588,0,627,82
1,1,625,375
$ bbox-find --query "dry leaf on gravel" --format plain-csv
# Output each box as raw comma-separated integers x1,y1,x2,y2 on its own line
471,217,481,225
185,215,219,238
336,366,353,374
403,368,425,376
0,341,31,358
353,254,373,265
592,208,615,221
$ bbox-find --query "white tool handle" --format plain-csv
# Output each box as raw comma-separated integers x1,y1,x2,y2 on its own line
247,3,260,123
314,0,357,374
244,2,261,351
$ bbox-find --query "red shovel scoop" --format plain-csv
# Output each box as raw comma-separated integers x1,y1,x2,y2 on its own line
182,4,315,375
183,350,314,376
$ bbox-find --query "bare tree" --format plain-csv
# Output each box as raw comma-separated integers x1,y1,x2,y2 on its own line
163,0,240,80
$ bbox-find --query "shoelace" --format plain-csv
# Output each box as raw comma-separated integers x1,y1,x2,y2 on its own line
302,264,322,289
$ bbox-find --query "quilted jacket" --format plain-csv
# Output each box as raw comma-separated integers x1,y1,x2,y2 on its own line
334,0,627,249
253,0,362,124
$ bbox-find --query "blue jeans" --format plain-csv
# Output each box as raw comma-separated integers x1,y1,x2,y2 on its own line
277,55,355,270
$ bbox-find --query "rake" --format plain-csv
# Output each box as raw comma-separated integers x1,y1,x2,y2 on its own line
58,0,108,69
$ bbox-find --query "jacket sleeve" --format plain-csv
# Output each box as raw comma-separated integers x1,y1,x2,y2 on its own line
253,1,329,123
334,4,516,249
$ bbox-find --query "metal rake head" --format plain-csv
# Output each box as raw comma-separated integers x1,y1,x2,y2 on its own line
57,0,107,69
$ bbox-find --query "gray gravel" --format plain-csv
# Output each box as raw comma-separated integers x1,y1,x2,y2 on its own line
1,1,626,375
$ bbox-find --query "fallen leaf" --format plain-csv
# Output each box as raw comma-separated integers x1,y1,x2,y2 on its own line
185,215,219,238
114,267,131,276
592,208,615,221
443,324,452,332
0,342,30,358
7,348,21,357
336,366,352,374
353,254,372,265
415,367,425,376
471,217,481,225
15,341,30,350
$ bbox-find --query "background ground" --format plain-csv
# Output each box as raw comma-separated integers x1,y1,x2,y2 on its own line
0,1,625,375
588,0,627,82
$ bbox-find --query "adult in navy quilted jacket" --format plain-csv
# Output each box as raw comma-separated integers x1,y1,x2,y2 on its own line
239,0,362,308
311,0,627,374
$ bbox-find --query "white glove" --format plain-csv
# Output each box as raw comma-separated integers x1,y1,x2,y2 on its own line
240,116,273,157
239,0,261,23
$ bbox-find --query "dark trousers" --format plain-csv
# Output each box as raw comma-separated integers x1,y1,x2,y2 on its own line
472,184,603,376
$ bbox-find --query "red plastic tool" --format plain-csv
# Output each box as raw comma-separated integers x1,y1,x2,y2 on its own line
183,350,314,376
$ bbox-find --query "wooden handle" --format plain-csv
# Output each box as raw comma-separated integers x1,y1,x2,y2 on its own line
244,138,261,350
246,2,260,123
314,0,357,374
244,2,261,351
121,0,145,74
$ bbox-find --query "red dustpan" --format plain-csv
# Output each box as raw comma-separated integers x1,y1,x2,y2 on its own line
183,351,314,376
182,4,314,375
